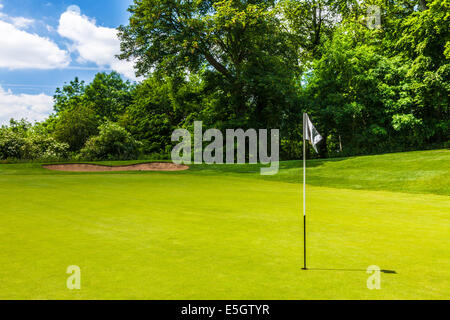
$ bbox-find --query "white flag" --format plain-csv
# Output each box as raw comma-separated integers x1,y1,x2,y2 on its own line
304,113,322,153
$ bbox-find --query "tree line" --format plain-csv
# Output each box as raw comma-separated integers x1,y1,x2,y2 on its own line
1,0,448,162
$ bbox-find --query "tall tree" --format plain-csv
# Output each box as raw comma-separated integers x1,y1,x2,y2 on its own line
118,0,299,127
53,77,86,113
279,0,342,63
54,105,99,151
84,72,134,121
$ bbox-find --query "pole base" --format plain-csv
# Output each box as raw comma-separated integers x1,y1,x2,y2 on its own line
301,267,308,270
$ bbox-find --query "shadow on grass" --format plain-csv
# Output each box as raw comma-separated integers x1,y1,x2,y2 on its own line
305,268,397,274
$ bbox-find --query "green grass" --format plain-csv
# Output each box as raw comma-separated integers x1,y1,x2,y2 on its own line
0,149,448,299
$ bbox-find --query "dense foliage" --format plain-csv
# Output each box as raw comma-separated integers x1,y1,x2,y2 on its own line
0,120,69,161
0,0,448,161
79,122,142,160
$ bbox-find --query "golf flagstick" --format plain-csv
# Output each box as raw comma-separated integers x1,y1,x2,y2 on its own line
302,113,322,270
302,113,307,270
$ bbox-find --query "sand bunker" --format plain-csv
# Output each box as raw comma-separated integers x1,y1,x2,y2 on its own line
43,162,189,172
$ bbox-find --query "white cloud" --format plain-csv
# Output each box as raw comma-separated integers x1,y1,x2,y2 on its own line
0,3,33,29
0,86,53,125
0,14,69,69
10,16,34,29
58,6,138,80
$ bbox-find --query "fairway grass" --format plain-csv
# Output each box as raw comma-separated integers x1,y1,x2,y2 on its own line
0,150,449,299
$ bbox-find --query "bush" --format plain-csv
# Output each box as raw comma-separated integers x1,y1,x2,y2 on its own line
0,128,69,161
23,134,69,160
54,105,99,151
0,130,27,159
79,122,142,160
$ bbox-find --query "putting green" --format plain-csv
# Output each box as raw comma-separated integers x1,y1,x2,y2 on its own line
0,150,448,299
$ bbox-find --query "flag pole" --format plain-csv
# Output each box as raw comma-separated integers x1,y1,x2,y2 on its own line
302,113,307,270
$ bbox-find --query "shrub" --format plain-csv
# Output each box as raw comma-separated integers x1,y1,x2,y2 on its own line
23,134,69,160
0,128,69,161
54,105,99,151
0,130,27,159
79,122,142,160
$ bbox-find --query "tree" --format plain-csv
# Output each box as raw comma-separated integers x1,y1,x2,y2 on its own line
303,0,450,156
279,0,341,63
53,72,134,122
118,0,299,128
54,105,99,151
0,119,69,160
304,26,413,156
84,72,134,121
79,122,142,160
392,0,450,143
122,73,203,154
53,77,86,113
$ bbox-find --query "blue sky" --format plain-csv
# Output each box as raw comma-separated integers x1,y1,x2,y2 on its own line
0,0,135,124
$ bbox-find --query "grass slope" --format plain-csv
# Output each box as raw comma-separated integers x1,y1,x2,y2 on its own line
191,149,450,195
0,150,448,299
